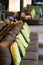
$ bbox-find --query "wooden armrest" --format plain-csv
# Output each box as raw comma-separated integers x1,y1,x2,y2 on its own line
0,41,9,48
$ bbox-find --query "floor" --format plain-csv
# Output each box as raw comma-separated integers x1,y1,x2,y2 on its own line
38,61,43,65
30,26,43,65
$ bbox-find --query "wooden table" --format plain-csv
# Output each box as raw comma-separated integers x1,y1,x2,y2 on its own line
20,17,39,25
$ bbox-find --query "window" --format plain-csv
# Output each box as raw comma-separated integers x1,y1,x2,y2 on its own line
9,0,20,12
23,0,32,7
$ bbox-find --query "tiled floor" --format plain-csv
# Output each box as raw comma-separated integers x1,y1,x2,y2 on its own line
30,26,43,65
39,48,43,56
38,61,43,65
30,26,43,33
